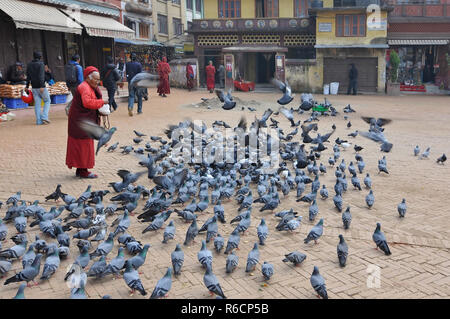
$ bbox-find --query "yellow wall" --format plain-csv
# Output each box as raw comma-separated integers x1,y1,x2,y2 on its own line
154,0,187,44
316,10,388,46
323,0,333,8
204,0,218,19
279,0,294,18
204,0,297,19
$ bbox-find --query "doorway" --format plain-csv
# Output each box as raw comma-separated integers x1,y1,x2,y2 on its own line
256,52,275,83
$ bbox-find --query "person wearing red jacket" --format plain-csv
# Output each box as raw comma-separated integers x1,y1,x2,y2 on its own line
65,66,107,179
205,61,216,93
158,57,171,97
186,62,194,91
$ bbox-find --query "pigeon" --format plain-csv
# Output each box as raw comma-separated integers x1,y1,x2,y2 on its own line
437,154,447,164
12,283,26,299
257,219,269,246
413,145,420,156
279,107,300,127
112,210,131,236
197,240,213,269
0,241,27,260
40,247,60,280
337,235,348,267
245,243,260,273
162,220,176,244
203,264,226,298
123,260,147,296
348,130,358,138
72,227,100,240
226,251,239,273
22,244,36,269
183,218,199,246
129,72,159,89
419,147,430,159
70,281,87,299
206,216,218,243
6,191,21,205
87,256,108,279
224,229,241,254
310,266,328,299
304,218,324,244
133,130,146,137
279,216,302,232
78,120,117,155
309,200,319,222
366,190,375,209
282,251,307,267
103,247,125,278
342,206,352,230
74,245,91,269
64,261,87,288
357,159,365,174
45,184,66,202
319,185,328,200
214,233,225,253
373,223,391,255
14,212,27,234
0,219,8,241
107,142,119,152
364,173,372,189
397,198,407,218
171,244,184,277
333,193,343,212
261,262,274,281
0,259,12,277
272,78,294,105
89,233,114,258
351,173,362,190
4,254,42,287
215,89,236,110
150,267,172,299
378,159,389,174
127,244,150,270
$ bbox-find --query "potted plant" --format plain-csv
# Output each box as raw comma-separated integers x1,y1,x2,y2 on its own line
387,50,400,95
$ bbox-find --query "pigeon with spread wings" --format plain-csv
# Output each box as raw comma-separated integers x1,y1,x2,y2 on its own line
129,72,159,89
78,120,117,155
272,78,294,105
215,89,236,110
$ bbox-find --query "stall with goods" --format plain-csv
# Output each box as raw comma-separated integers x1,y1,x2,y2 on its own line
0,84,28,109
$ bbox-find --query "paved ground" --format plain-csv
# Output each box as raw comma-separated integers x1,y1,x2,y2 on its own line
0,89,449,299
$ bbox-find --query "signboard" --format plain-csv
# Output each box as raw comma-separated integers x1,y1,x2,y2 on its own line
318,23,332,32
367,17,387,31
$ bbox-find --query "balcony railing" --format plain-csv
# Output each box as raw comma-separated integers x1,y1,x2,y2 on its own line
386,0,449,17
188,17,315,34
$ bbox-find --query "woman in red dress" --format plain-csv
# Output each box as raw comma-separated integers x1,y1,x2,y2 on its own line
158,57,171,97
186,62,194,91
205,60,216,93
65,66,106,178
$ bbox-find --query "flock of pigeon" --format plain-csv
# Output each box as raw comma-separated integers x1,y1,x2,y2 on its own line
0,79,447,299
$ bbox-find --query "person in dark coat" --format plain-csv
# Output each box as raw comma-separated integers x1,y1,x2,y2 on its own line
101,56,120,112
126,53,143,116
347,63,358,95
44,65,55,85
26,52,51,125
217,64,225,88
7,62,27,85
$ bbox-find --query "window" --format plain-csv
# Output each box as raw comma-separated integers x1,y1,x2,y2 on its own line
333,0,356,6
195,0,202,12
173,18,183,36
187,0,193,10
125,18,137,36
172,0,181,5
336,14,365,36
139,23,149,39
158,14,168,34
294,0,309,18
255,0,279,17
187,21,193,30
218,0,241,18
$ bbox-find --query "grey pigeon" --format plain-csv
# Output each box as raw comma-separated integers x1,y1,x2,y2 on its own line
357,159,365,174
319,185,328,200
4,254,42,287
373,223,391,255
304,218,324,244
0,259,12,277
283,251,307,266
0,219,8,241
150,267,172,299
197,240,213,269
413,145,420,156
261,262,274,281
0,241,27,260
13,283,26,299
351,173,362,190
75,245,91,269
129,72,159,89
162,220,176,244
90,233,114,258
337,235,348,267
333,193,343,212
419,147,430,159
87,256,108,279
214,234,225,253
183,218,199,246
103,247,125,278
215,89,236,110
309,200,319,221
22,244,36,269
378,159,389,174
70,281,87,299
364,173,372,189
310,266,328,299
245,243,260,273
78,120,117,155
279,216,303,232
203,264,226,298
397,198,407,218
112,210,130,236
342,206,352,229
6,191,21,205
171,244,184,277
226,251,239,273
206,216,218,243
123,260,147,296
257,219,269,245
126,244,150,270
64,261,87,288
14,212,27,233
366,190,375,209
224,229,241,254
272,79,294,106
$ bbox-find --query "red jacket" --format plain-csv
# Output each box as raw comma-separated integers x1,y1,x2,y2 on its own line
68,81,104,139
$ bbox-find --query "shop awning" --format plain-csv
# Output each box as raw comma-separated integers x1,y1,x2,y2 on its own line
62,9,135,40
388,39,449,46
222,46,289,53
0,0,83,34
115,38,165,46
315,44,389,49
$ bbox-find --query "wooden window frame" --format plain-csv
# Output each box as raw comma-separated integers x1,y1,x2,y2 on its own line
139,23,150,39
218,0,241,18
294,0,309,18
336,14,366,37
173,18,183,36
265,0,279,18
158,14,168,35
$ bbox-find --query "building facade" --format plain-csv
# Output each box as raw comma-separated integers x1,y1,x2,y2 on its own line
386,0,450,91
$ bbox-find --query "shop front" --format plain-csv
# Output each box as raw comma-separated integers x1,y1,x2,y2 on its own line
114,39,167,74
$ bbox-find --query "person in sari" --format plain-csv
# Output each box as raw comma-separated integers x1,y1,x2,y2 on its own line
158,57,171,97
186,62,194,91
205,60,216,93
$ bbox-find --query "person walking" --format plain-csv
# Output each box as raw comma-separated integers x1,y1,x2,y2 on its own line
126,53,143,116
217,64,225,89
186,62,195,91
65,54,84,115
66,66,107,179
101,56,120,112
26,52,51,125
347,63,358,95
205,61,216,93
158,57,171,97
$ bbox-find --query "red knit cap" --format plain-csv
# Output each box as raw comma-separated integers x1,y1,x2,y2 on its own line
83,66,99,79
